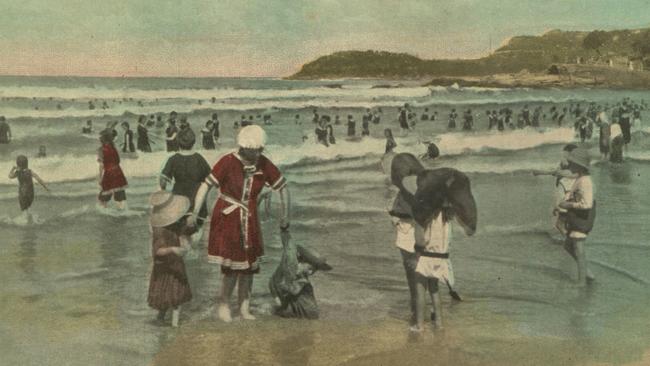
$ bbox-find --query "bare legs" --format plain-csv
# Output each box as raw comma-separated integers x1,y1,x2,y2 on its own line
218,273,255,322
218,274,237,322
238,274,255,320
156,306,181,327
414,275,442,331
400,250,417,323
563,237,594,284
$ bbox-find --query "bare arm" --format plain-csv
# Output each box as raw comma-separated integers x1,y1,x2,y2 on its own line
159,176,168,190
31,171,49,191
277,184,291,228
98,163,104,185
9,167,17,179
190,182,214,226
166,132,177,141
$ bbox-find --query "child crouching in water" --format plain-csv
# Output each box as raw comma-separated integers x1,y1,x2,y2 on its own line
9,155,49,223
147,191,194,327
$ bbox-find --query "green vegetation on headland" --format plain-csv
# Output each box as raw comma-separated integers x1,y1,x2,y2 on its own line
289,27,650,88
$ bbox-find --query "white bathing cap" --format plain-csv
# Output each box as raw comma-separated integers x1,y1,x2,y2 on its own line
237,125,267,148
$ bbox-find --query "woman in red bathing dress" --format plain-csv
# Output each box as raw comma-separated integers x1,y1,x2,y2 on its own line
97,128,128,209
191,125,290,322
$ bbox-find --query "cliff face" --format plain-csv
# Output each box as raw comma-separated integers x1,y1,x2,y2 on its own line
289,28,650,80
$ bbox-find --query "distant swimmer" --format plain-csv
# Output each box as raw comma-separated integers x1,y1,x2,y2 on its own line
334,115,341,125
462,109,474,131
312,109,320,124
166,119,179,152
421,108,430,121
9,155,50,223
447,109,457,129
147,114,156,128
294,114,301,125
430,111,438,121
384,128,397,154
315,117,330,146
420,142,440,160
0,116,12,143
37,145,47,158
398,106,410,134
102,101,109,109
372,111,381,124
155,115,165,128
179,116,190,131
201,120,216,150
609,122,624,163
558,108,567,127
522,105,530,126
88,101,95,110
211,113,220,144
347,114,356,137
120,121,136,153
596,108,610,161
137,116,152,153
362,111,371,136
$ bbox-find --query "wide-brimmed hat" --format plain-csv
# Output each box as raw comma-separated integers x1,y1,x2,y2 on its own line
177,128,196,149
567,147,591,170
149,191,190,227
237,125,266,149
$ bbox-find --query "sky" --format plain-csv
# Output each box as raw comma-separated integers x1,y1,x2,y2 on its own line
1,0,650,77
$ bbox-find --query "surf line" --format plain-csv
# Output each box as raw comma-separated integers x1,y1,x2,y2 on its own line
590,259,649,285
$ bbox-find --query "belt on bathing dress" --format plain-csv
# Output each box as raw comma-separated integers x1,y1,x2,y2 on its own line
219,193,250,251
414,246,450,259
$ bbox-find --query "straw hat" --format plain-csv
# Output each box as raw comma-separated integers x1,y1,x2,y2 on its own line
237,125,266,148
567,147,591,170
149,191,190,227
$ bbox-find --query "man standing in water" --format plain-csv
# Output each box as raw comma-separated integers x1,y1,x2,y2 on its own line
0,116,11,144
191,125,290,322
557,148,596,284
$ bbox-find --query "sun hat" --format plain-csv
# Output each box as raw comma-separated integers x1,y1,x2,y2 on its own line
237,124,266,149
149,191,190,228
567,147,591,170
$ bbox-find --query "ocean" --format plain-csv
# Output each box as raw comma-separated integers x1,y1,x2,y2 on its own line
1,76,650,366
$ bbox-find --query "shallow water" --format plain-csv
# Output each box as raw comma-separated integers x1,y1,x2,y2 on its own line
1,77,650,365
